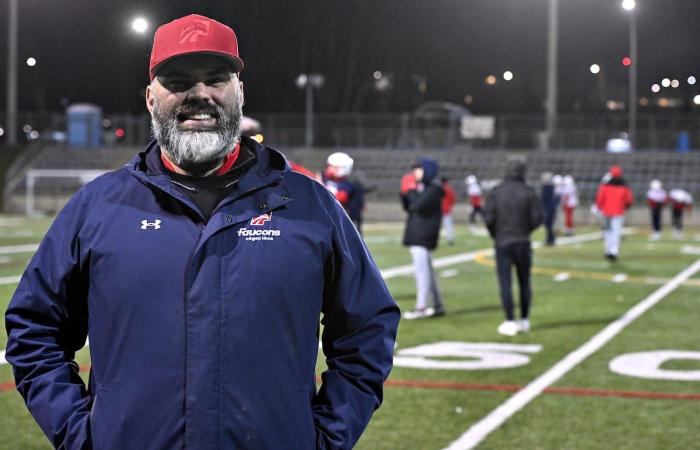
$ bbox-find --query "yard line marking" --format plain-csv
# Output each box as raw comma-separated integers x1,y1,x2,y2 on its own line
442,258,700,450
381,229,628,280
0,349,5,365
440,269,460,278
0,275,22,285
0,244,39,254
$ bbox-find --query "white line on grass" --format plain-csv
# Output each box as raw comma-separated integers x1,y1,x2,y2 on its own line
0,349,5,366
442,258,700,450
381,229,635,280
0,275,22,286
0,244,39,255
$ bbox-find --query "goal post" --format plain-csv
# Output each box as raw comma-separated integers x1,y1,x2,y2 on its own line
24,169,107,216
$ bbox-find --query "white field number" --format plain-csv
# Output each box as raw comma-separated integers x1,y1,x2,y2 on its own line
393,342,542,371
609,350,700,381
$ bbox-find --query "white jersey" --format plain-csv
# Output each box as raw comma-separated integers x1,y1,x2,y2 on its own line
646,187,667,204
467,183,482,197
670,189,693,205
560,184,578,208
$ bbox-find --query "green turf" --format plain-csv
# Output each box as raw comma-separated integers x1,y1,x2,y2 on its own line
2,217,699,449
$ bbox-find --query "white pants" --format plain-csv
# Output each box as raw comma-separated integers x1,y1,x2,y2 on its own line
409,246,443,310
442,213,454,242
604,216,624,255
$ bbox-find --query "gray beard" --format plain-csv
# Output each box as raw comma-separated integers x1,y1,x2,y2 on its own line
151,99,242,175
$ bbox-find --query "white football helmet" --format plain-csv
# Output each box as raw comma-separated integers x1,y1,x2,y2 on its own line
326,152,354,177
649,179,662,190
465,175,477,185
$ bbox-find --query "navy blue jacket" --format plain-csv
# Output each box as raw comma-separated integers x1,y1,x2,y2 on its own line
5,138,399,450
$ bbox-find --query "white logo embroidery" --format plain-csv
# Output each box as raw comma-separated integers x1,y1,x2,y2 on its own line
141,219,162,230
237,227,281,242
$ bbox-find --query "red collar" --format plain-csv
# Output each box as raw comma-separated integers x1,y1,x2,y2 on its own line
160,142,241,176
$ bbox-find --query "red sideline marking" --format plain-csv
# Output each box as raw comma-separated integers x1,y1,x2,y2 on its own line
3,373,699,401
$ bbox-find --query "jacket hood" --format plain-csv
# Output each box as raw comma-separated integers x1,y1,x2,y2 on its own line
418,158,439,183
504,158,526,181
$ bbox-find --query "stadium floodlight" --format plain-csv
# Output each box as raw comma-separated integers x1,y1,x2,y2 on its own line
694,95,700,105
131,17,149,34
503,71,514,81
688,76,697,85
485,75,497,85
661,78,671,88
590,64,601,74
26,57,36,67
651,84,660,93
621,0,636,11
671,79,680,88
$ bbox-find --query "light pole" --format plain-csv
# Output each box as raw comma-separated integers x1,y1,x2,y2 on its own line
295,73,324,149
622,0,637,147
5,0,18,145
544,0,558,151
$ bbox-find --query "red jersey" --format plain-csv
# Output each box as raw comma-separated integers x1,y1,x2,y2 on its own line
441,182,456,214
596,182,633,217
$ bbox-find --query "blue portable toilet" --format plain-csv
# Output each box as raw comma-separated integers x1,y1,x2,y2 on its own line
677,131,690,153
67,103,102,148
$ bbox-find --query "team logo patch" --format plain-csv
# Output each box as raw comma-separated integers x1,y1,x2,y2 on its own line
250,213,272,226
141,219,162,230
178,20,210,43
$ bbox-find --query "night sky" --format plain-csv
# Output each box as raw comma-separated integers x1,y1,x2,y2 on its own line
2,0,700,115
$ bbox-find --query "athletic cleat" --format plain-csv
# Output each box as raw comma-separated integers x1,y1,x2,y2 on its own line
518,319,530,333
497,320,518,336
403,307,435,320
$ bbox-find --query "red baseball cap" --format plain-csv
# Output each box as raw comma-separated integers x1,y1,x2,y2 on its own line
609,165,623,177
149,14,244,80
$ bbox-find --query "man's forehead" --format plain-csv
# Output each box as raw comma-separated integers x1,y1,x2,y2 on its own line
157,54,236,77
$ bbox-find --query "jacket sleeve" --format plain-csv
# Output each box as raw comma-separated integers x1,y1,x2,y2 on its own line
4,190,92,450
313,201,400,450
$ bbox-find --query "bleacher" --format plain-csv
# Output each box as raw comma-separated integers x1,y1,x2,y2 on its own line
5,143,700,218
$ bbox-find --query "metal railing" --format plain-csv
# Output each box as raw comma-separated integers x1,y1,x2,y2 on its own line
2,111,699,150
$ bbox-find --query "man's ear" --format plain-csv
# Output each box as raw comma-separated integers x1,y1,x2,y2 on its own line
146,83,155,115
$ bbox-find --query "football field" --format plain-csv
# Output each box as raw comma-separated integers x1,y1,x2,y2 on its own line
0,216,699,449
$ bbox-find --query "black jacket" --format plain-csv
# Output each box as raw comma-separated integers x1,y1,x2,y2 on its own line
484,160,543,248
402,181,444,249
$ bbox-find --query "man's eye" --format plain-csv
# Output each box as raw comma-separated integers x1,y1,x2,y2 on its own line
207,77,227,85
166,80,189,90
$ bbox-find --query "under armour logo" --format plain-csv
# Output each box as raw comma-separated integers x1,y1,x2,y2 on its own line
178,20,210,43
250,213,272,226
141,219,162,230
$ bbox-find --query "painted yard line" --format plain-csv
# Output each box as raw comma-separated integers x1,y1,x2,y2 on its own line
0,275,22,286
381,229,621,280
0,243,39,255
0,349,4,366
443,258,700,450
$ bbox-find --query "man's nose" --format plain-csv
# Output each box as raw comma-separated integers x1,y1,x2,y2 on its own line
186,82,211,101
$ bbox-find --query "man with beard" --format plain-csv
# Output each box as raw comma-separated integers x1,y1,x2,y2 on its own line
5,14,399,450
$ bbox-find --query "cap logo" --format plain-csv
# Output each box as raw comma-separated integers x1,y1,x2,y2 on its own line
178,19,210,44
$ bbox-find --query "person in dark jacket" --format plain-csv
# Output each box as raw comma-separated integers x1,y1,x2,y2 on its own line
4,14,399,450
402,158,445,319
540,171,560,246
484,157,543,336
